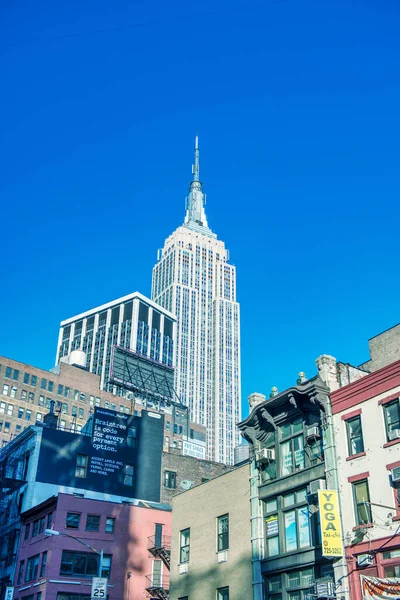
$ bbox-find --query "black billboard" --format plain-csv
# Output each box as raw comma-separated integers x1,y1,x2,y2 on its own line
36,408,164,502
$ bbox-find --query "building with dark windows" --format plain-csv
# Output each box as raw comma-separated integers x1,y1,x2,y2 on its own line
13,492,172,600
238,379,346,600
329,358,400,600
169,463,252,600
55,292,176,394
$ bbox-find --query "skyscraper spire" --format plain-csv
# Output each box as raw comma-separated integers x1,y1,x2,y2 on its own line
184,133,215,237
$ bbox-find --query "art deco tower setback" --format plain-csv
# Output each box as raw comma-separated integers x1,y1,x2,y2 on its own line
152,136,241,464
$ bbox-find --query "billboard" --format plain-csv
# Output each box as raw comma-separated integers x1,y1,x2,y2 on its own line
318,489,343,557
36,408,164,502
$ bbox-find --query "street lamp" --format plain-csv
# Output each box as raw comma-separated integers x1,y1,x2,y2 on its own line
44,529,104,577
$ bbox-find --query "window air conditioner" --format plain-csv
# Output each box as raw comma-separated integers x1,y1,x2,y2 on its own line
256,448,275,463
357,554,374,567
308,479,326,495
306,426,321,440
391,466,400,483
389,429,400,441
179,563,188,574
217,551,228,563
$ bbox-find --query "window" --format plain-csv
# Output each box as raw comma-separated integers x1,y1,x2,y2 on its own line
17,560,25,584
40,551,47,577
281,435,305,476
13,369,19,380
352,479,372,525
124,464,134,486
86,515,100,531
105,517,115,533
48,381,54,392
217,588,229,600
4,421,10,433
38,395,44,406
24,373,30,384
217,514,229,551
60,551,111,578
66,512,81,529
346,416,364,456
21,390,27,401
38,516,45,534
2,385,8,396
80,392,86,402
127,426,137,447
5,366,12,378
41,379,47,390
26,554,40,581
29,392,35,403
36,413,43,422
62,403,68,414
7,404,13,416
75,454,88,478
78,408,84,419
58,384,64,395
18,408,25,419
72,406,77,417
31,375,37,386
26,410,32,421
0,401,5,413
24,523,30,540
90,395,95,406
180,528,190,563
47,512,53,528
265,499,279,557
10,386,17,399
164,470,176,489
152,559,162,586
74,390,79,401
383,399,400,441
37,593,42,600
64,387,70,398
32,520,39,537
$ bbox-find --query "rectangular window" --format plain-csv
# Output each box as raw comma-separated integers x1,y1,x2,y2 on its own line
21,390,27,401
124,464,134,486
24,373,30,384
180,528,190,563
40,551,47,577
217,588,229,600
7,404,13,416
18,408,24,419
75,454,88,478
26,410,32,421
37,413,43,422
66,512,81,529
2,385,9,397
38,395,44,406
29,392,35,403
346,416,364,456
265,513,279,557
384,399,400,441
281,435,305,476
86,515,100,531
60,551,111,578
353,479,372,525
64,387,70,398
32,520,39,537
48,381,54,392
47,512,53,528
10,386,17,399
26,554,40,582
17,560,25,584
41,379,47,390
0,401,5,413
13,369,19,380
38,516,45,534
62,403,68,414
217,514,229,551
72,406,77,417
152,559,162,586
5,366,12,378
24,523,31,540
105,517,115,533
164,470,176,489
58,384,64,395
78,408,84,419
74,390,79,400
31,375,37,386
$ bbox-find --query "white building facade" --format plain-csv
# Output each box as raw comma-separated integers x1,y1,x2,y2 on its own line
56,292,176,393
152,136,241,464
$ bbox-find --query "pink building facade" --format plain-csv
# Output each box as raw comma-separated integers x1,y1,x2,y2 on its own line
14,493,171,600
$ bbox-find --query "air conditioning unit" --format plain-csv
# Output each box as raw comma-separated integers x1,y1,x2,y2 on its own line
256,448,275,463
357,554,374,567
179,563,188,574
306,426,321,440
391,466,400,482
217,551,228,563
389,429,400,441
308,479,326,495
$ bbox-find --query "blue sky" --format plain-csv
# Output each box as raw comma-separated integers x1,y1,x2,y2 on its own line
1,0,399,418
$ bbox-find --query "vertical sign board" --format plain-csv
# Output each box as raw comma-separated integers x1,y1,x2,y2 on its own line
318,489,343,557
91,577,107,599
5,588,14,600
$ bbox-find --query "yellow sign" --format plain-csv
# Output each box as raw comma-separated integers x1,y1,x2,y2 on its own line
318,489,343,557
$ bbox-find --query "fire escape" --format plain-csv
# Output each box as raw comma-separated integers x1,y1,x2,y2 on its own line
145,535,171,599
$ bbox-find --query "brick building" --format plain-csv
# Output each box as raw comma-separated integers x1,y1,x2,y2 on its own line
0,355,206,457
14,492,172,600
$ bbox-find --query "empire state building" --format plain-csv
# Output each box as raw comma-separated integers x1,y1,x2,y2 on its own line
152,136,241,464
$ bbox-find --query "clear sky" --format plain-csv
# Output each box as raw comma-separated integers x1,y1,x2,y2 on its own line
1,0,399,419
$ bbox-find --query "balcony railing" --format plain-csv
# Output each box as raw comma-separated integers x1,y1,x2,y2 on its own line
148,535,171,570
145,573,170,599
